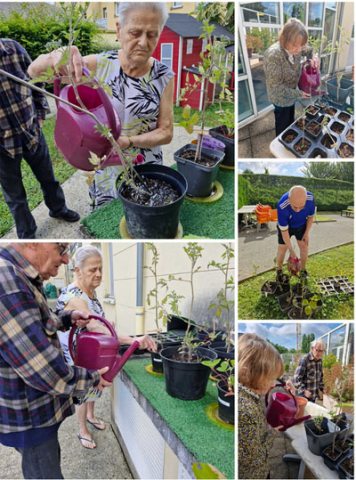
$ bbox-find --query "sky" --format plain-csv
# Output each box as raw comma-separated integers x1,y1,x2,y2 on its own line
238,162,307,176
238,322,342,349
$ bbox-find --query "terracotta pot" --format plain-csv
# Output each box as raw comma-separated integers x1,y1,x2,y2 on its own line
295,396,308,418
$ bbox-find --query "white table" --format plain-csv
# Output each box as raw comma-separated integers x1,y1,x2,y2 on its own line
284,402,338,479
270,137,297,158
238,205,257,229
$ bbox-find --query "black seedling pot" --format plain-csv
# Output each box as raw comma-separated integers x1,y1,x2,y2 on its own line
217,379,234,425
209,126,234,167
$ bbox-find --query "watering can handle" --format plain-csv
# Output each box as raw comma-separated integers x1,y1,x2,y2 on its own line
68,314,117,362
53,67,120,140
265,383,298,408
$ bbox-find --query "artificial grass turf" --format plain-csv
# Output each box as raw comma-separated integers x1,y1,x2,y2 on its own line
81,168,234,239
123,357,234,479
0,117,75,236
238,243,354,320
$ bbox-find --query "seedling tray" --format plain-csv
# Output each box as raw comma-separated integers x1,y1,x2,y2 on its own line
278,101,354,158
317,276,354,296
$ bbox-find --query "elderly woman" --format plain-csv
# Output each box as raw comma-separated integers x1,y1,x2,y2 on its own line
264,18,318,136
29,2,174,208
56,245,156,449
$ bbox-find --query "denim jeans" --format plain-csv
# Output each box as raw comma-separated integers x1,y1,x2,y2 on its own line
15,431,63,479
0,131,66,238
273,104,295,136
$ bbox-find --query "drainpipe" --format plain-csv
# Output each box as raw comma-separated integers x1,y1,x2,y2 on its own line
176,35,183,106
136,243,145,334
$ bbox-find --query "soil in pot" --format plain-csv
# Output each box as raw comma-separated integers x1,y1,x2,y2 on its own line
120,177,179,207
346,129,354,143
261,280,278,296
322,445,344,470
306,121,322,137
325,107,337,116
288,306,307,320
310,148,327,158
282,129,298,143
305,418,340,456
331,121,345,134
217,380,234,425
317,114,331,125
278,292,293,312
294,138,311,155
338,454,354,479
321,133,337,149
338,112,351,123
338,143,354,158
178,149,219,168
305,105,320,117
295,117,308,129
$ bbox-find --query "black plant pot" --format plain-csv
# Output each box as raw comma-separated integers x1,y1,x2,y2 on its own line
209,126,234,167
337,450,354,479
326,77,353,104
117,163,187,239
160,346,217,400
174,144,225,197
305,418,340,456
217,380,234,425
322,445,344,470
150,337,182,373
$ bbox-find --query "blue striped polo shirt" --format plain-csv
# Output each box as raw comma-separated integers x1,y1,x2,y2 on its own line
277,191,315,230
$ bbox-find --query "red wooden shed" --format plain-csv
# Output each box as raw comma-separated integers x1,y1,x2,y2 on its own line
152,13,234,110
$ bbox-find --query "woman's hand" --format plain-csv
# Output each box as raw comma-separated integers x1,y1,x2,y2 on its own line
51,46,84,83
70,310,90,328
135,335,157,352
301,90,311,98
309,54,320,69
284,379,296,395
118,136,131,149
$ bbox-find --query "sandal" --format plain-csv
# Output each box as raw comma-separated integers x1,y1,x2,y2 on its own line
87,418,106,431
77,433,96,449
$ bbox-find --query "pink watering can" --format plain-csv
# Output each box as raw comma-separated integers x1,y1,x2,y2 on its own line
288,256,301,276
68,314,140,382
265,386,311,432
54,67,124,171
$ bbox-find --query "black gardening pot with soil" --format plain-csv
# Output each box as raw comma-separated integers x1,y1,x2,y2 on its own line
174,144,225,197
209,126,235,167
322,445,345,470
217,379,234,425
338,142,354,158
150,337,182,373
160,346,217,400
261,278,290,297
346,128,354,144
117,163,187,239
304,418,340,456
337,450,354,479
305,121,323,139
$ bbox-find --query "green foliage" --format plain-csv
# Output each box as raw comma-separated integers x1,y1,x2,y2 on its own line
194,2,234,33
301,333,315,353
192,462,226,479
0,4,99,60
238,175,252,209
239,173,353,211
323,353,339,369
173,102,233,128
302,162,354,184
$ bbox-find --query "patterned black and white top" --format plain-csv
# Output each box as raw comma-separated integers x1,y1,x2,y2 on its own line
293,352,324,401
89,51,174,208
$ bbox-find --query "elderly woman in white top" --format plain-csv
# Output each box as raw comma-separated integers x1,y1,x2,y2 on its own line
56,245,156,449
29,2,174,208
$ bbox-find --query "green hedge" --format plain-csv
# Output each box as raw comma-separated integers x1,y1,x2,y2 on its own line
238,174,354,211
238,175,251,208
0,6,99,60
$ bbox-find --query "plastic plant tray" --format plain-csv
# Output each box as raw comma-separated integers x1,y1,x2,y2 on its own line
317,276,354,296
278,101,354,158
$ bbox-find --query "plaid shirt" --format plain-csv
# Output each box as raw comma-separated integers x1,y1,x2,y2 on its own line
293,352,324,400
0,245,100,434
0,39,50,159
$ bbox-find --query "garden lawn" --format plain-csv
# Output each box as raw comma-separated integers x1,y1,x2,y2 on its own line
174,102,233,127
238,243,354,320
0,117,75,236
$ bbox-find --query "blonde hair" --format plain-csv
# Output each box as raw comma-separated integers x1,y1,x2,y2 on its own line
279,18,308,50
238,334,284,390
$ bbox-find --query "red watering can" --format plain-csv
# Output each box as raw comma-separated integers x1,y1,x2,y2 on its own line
288,256,301,276
68,315,140,382
265,386,311,432
54,67,123,171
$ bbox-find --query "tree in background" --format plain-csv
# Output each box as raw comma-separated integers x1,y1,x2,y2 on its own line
301,333,315,353
302,162,354,183
194,2,235,33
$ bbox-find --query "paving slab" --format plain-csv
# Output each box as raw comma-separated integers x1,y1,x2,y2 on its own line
251,129,276,158
238,215,354,280
0,388,132,479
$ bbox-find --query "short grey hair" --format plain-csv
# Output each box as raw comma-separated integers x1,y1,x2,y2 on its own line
118,2,169,29
74,245,102,269
289,185,307,196
310,339,325,351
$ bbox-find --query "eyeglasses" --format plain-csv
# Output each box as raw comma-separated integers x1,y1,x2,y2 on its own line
314,348,324,353
56,243,70,256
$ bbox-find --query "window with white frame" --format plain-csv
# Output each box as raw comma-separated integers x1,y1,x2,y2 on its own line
186,39,193,54
161,44,173,69
172,2,183,9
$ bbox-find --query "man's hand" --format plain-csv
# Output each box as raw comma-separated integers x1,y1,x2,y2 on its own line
304,389,312,399
136,335,157,352
71,310,90,329
289,249,297,259
97,366,112,391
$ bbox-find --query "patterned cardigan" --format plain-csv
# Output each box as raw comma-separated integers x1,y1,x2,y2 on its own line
264,42,310,107
238,383,273,479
